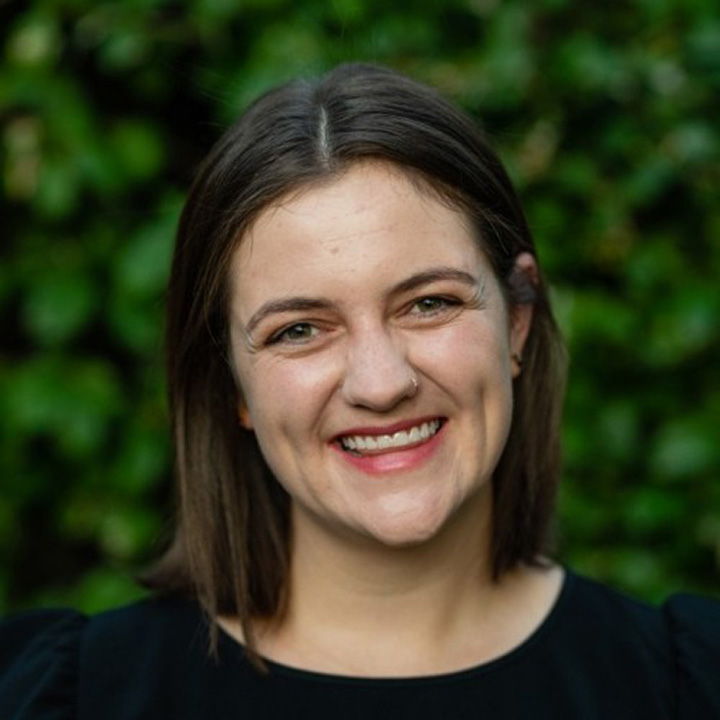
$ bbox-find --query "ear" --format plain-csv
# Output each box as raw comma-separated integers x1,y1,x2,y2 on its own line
237,398,253,430
231,355,254,430
508,253,538,378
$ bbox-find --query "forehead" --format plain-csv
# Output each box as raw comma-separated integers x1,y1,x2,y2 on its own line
228,162,491,308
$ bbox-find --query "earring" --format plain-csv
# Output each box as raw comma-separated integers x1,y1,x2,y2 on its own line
512,352,524,369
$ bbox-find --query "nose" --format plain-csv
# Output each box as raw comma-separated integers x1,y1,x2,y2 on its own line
341,326,418,411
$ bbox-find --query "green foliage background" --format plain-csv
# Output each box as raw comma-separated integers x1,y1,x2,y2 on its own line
1,0,719,614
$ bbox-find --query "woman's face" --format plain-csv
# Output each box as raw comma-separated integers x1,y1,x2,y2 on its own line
228,162,532,549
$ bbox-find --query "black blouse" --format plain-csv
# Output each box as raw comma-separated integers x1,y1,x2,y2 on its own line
1,570,719,719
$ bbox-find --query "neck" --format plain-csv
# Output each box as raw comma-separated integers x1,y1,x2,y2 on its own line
291,492,493,616
219,485,562,677
255,486,530,676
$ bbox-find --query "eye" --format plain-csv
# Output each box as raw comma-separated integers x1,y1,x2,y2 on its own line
268,322,318,345
411,296,459,315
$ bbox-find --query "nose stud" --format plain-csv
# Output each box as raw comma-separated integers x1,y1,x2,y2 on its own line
410,374,419,395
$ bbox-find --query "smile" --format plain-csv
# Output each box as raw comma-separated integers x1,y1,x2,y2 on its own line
338,419,443,455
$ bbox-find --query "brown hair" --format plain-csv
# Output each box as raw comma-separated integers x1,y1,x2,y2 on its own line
147,63,566,661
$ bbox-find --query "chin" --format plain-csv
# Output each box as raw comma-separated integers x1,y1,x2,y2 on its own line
358,503,454,548
357,479,490,550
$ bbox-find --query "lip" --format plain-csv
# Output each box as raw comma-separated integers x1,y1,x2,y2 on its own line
330,415,445,442
331,418,446,475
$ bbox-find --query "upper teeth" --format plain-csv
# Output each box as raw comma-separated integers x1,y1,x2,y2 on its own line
340,420,441,452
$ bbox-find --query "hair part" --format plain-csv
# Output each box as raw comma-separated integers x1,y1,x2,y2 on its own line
144,63,567,668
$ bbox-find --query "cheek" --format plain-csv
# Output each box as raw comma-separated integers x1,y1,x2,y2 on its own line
411,318,512,388
236,353,342,435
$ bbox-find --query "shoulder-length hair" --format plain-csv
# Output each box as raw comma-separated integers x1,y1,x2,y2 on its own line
146,63,566,660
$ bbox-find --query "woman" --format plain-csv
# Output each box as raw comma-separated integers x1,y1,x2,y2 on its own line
1,63,718,719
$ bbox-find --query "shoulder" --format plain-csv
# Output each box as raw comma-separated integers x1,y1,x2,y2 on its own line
0,595,209,720
664,592,720,717
543,571,674,714
560,570,670,649
81,594,214,717
0,608,87,719
83,592,205,651
561,570,720,718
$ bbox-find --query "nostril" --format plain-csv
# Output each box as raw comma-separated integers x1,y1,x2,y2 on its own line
341,368,419,410
340,331,417,410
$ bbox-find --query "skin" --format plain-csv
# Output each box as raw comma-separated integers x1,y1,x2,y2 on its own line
223,161,562,675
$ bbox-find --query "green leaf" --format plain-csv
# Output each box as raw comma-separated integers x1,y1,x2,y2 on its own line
110,120,165,181
22,271,97,346
651,420,719,480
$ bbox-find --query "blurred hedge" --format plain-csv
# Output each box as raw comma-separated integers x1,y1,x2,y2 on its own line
1,0,719,614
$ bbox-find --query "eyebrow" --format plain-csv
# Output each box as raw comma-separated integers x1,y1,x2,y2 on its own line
245,298,336,335
390,267,480,296
243,266,481,335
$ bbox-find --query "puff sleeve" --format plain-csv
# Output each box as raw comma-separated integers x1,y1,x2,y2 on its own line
0,609,86,719
664,594,720,719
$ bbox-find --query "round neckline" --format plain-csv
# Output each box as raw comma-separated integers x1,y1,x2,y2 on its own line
217,567,575,685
